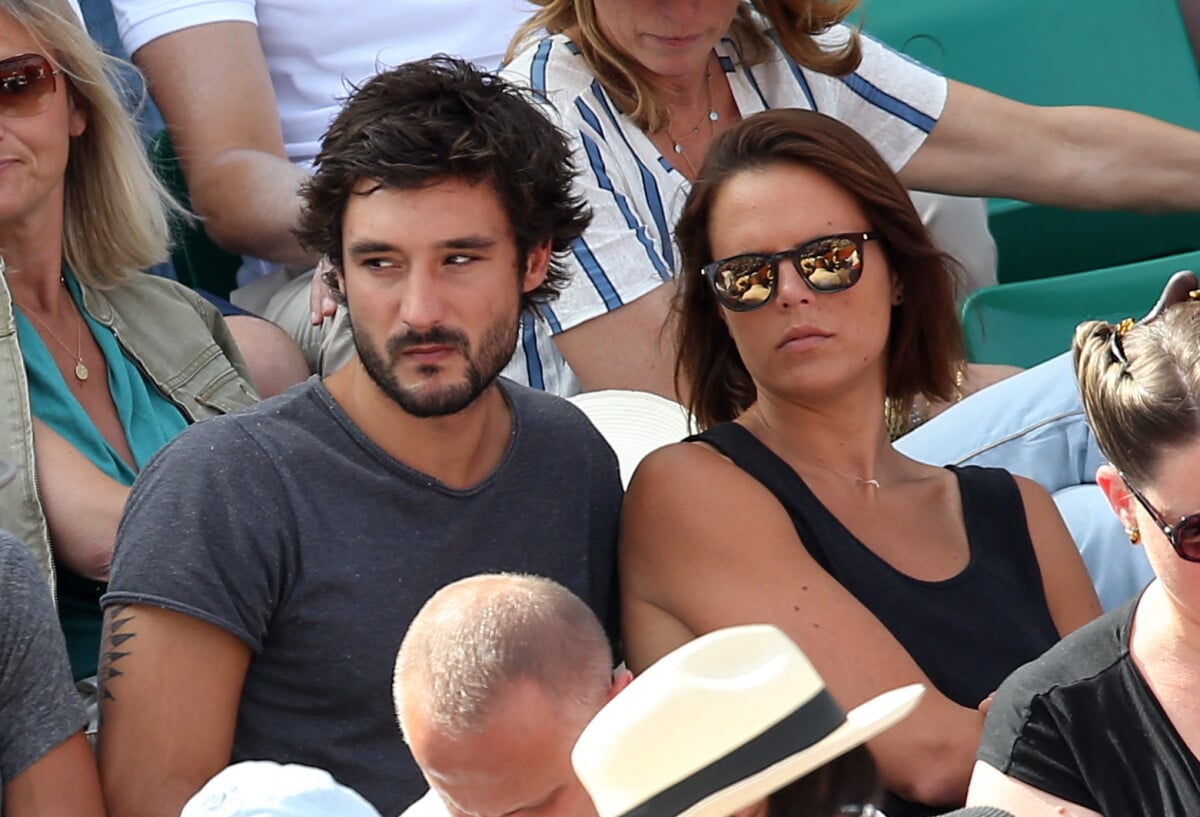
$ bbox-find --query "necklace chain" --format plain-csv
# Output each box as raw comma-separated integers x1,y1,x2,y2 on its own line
749,410,883,488
664,63,720,177
9,272,90,384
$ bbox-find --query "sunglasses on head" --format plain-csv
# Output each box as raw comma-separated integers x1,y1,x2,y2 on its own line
1122,473,1200,562
0,54,61,119
701,231,879,312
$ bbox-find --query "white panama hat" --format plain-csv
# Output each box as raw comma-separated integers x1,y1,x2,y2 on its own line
180,761,382,817
571,625,923,817
567,390,694,488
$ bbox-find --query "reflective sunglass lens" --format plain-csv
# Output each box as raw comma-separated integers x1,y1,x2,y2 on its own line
713,257,774,308
797,237,862,291
0,55,56,118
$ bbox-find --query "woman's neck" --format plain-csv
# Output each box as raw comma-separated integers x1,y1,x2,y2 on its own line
741,385,897,482
1130,582,1200,753
0,217,69,309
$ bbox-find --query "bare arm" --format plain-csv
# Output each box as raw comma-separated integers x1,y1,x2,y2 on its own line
98,604,251,817
31,418,127,581
553,283,682,398
4,732,106,817
967,762,1103,817
1015,476,1102,637
133,22,314,266
620,444,983,807
901,80,1200,212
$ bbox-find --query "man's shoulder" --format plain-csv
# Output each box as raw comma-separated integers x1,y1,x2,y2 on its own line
113,0,258,56
153,379,327,462
505,379,601,436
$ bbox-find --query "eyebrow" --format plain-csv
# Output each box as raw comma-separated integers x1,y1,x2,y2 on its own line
345,236,499,256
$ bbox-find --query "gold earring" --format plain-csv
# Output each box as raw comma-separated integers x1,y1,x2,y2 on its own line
1126,527,1141,544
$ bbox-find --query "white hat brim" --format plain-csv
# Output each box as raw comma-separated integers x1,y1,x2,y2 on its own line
671,684,924,817
0,459,14,490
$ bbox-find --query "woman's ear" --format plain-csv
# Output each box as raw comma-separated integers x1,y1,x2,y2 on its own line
67,86,88,138
1096,464,1139,535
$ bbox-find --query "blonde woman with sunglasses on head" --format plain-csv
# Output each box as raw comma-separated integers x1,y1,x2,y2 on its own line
618,109,1102,817
0,0,257,687
966,272,1200,817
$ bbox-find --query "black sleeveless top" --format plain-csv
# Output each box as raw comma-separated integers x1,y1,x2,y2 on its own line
691,423,1060,817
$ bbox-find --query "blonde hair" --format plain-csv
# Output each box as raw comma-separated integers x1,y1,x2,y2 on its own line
508,0,862,133
4,0,179,287
1073,302,1200,486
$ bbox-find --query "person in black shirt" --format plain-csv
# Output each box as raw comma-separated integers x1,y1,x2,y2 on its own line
969,272,1200,817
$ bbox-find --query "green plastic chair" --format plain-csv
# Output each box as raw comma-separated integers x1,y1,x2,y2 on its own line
855,0,1200,283
960,248,1200,368
148,131,243,300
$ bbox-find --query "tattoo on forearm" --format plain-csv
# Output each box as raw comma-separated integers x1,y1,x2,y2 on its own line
98,604,136,702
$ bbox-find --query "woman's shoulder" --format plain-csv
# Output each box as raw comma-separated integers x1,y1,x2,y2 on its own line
502,32,598,100
989,601,1134,721
96,273,209,314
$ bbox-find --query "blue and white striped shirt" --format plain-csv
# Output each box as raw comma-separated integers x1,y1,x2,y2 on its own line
499,21,946,395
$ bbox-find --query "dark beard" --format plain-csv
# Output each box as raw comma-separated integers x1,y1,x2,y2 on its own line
351,315,517,418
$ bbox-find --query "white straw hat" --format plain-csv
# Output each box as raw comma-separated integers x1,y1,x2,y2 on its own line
180,761,382,817
571,625,923,817
567,390,693,488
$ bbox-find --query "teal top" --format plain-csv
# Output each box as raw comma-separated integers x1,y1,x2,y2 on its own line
15,269,188,679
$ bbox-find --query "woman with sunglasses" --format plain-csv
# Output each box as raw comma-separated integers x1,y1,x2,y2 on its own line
618,109,1101,817
0,0,257,684
966,274,1200,817
488,0,1200,409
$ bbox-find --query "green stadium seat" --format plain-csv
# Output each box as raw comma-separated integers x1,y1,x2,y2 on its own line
856,0,1200,283
960,249,1200,368
148,131,243,299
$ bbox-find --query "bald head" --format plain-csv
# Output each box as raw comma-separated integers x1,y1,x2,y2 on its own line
393,573,613,741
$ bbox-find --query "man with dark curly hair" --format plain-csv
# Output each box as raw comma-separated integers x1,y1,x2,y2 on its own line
96,57,621,817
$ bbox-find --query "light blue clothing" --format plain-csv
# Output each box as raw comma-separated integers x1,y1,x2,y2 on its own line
16,273,187,484
895,352,1154,611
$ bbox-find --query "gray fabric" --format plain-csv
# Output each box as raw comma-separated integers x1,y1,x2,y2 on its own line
0,531,87,803
104,377,622,816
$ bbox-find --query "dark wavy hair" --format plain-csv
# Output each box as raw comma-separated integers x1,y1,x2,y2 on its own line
766,745,881,817
674,109,962,429
295,56,591,314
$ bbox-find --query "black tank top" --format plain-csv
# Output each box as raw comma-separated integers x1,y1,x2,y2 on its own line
693,422,1059,705
692,422,1060,815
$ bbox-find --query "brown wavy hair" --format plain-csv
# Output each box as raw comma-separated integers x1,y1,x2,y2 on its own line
674,109,962,430
507,0,862,133
295,56,591,314
1073,302,1200,486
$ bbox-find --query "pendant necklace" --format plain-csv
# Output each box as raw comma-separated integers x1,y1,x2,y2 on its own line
664,65,719,175
13,276,90,383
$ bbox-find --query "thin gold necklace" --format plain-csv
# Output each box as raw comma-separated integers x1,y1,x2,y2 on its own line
664,66,719,176
11,274,90,383
750,410,883,488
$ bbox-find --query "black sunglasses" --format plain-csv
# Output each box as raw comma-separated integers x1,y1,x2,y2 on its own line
1122,473,1200,562
0,53,61,118
700,232,880,312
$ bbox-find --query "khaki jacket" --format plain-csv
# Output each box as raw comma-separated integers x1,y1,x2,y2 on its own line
0,273,258,598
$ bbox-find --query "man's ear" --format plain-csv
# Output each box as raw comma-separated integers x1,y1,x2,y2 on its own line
606,666,634,702
1096,464,1139,534
522,242,551,294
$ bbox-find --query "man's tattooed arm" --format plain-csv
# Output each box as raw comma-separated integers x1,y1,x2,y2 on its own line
98,604,136,703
